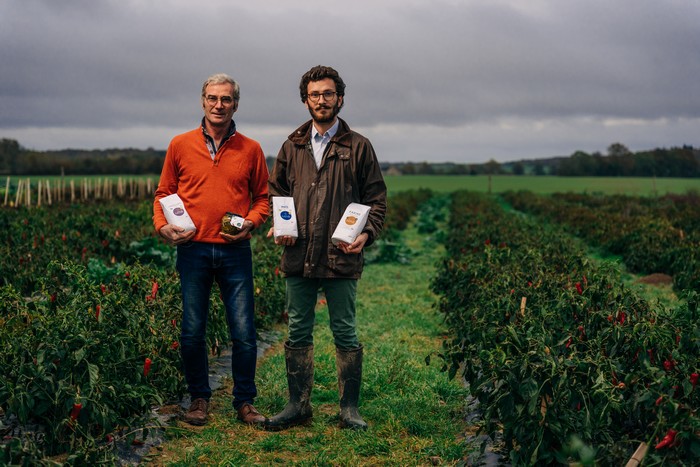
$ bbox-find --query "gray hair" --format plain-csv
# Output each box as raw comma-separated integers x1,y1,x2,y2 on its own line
201,73,240,101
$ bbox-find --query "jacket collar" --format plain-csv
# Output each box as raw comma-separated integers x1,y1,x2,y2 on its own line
289,117,351,148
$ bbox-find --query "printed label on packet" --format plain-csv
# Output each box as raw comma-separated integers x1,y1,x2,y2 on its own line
159,193,196,232
332,203,370,246
273,196,298,239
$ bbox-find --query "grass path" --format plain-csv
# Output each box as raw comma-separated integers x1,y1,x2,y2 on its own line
147,226,472,466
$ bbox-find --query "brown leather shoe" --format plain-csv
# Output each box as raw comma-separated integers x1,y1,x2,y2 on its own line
237,403,266,426
183,398,209,426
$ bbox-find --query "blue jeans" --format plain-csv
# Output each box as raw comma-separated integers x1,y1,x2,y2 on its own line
176,241,257,409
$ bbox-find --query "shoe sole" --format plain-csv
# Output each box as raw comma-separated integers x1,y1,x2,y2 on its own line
263,416,312,432
183,417,208,426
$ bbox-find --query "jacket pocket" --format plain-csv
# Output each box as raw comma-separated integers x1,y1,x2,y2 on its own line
281,238,307,275
328,249,363,277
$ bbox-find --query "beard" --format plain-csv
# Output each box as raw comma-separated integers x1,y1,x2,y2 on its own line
307,100,340,124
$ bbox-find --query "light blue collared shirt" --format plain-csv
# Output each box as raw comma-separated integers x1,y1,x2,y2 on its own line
311,119,339,168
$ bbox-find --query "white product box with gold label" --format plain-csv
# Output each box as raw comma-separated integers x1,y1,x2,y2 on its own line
331,203,370,246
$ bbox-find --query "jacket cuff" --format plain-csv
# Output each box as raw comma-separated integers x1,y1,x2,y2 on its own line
362,229,375,247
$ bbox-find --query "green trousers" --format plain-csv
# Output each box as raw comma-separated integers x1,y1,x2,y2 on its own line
285,276,359,349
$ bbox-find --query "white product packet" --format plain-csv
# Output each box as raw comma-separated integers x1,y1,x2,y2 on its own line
332,203,371,246
158,193,196,232
273,196,298,239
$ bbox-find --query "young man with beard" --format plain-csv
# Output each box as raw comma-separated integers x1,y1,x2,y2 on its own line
266,65,387,431
153,73,269,427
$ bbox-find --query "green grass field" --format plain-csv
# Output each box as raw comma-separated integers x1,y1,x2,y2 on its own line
3,174,700,199
384,175,700,196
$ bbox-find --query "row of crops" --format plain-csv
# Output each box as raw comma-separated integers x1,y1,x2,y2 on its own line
502,191,700,294
432,191,699,465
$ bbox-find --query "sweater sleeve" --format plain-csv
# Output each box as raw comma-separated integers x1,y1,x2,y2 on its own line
152,140,180,233
245,146,271,228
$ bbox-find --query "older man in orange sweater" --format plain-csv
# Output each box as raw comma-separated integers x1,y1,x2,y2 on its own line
153,73,269,427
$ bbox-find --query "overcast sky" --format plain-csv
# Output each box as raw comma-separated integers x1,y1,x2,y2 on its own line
1,0,699,163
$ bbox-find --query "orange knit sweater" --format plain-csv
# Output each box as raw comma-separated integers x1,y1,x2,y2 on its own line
153,127,269,243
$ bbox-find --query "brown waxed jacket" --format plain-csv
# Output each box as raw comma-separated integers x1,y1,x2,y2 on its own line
268,118,387,279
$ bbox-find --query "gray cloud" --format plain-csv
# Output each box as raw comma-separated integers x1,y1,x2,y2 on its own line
1,0,699,162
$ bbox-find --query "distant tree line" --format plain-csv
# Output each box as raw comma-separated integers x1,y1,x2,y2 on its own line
383,143,700,177
0,138,165,175
555,143,699,177
1,138,698,177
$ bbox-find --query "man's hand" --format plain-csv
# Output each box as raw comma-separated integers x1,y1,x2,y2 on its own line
337,232,368,255
220,219,254,243
267,227,297,246
159,224,196,245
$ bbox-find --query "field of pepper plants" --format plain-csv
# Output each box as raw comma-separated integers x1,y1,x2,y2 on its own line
432,190,699,465
3,187,699,465
0,200,285,464
501,190,700,294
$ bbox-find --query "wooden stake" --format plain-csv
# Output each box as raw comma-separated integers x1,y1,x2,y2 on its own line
4,176,9,206
15,178,23,207
520,296,527,317
624,442,648,467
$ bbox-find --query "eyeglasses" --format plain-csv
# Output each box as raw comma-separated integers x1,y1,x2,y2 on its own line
204,95,235,106
306,91,337,103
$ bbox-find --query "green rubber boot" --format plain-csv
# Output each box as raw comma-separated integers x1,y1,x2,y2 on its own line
264,342,314,431
336,345,368,430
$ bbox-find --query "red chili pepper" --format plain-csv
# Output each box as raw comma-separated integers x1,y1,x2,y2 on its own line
95,305,101,321
655,395,664,406
143,357,152,377
575,282,583,295
582,275,588,287
151,281,159,299
654,428,678,450
565,337,572,349
663,359,673,372
171,341,179,350
70,403,82,421
171,319,177,328
618,312,626,325
61,233,67,242
632,348,640,363
690,373,699,389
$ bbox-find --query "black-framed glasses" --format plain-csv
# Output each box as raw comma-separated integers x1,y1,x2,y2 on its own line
307,91,337,102
204,95,235,106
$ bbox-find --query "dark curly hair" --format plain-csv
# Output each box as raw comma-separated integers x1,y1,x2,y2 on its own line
299,65,346,108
